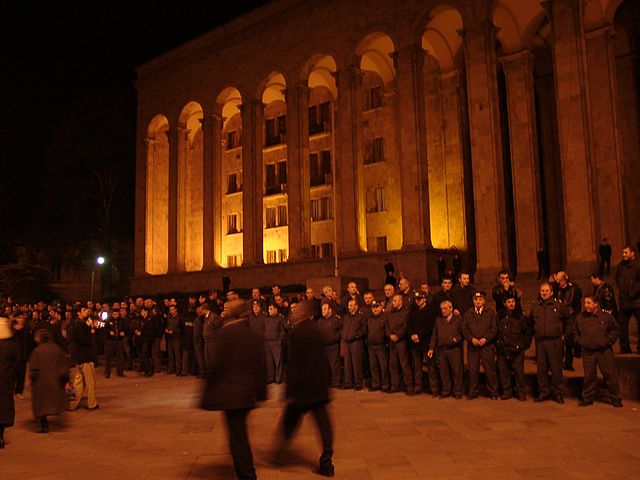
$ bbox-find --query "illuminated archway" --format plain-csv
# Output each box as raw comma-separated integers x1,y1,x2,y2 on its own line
145,115,169,275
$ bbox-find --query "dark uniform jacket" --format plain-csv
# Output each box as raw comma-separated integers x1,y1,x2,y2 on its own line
574,310,620,351
265,313,285,342
342,311,366,343
105,315,127,341
556,282,582,317
593,282,619,316
616,258,640,309
495,309,531,355
463,307,497,344
429,314,463,350
165,312,183,336
451,284,476,317
529,298,570,339
492,284,522,315
201,318,266,411
407,304,437,348
182,309,197,351
248,312,266,338
385,307,409,340
316,314,342,345
366,312,387,346
339,294,364,316
432,289,455,311
69,319,97,365
285,318,331,406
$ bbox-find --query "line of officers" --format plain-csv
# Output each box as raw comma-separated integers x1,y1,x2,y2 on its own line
249,279,623,408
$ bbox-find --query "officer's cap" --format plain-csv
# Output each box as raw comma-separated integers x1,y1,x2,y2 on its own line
472,291,486,298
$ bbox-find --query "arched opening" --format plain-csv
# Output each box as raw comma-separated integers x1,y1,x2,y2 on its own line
422,7,468,254
177,102,204,272
306,54,337,260
145,115,169,275
356,32,402,253
217,87,244,268
261,72,289,264
614,0,640,241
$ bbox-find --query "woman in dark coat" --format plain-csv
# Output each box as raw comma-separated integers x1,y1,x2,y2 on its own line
0,315,19,448
29,329,69,433
201,300,266,480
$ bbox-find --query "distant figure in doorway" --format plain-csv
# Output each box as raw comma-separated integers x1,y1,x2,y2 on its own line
598,238,612,276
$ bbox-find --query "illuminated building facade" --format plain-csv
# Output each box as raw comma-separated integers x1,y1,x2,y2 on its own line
133,0,640,294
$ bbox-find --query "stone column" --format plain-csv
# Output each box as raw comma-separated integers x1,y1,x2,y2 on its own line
335,67,366,255
585,25,625,255
285,84,311,260
212,113,224,267
499,50,543,275
616,53,640,238
176,127,191,272
136,138,150,276
546,0,597,274
440,70,467,250
393,44,431,248
201,113,222,269
240,100,264,265
460,21,507,279
167,126,184,273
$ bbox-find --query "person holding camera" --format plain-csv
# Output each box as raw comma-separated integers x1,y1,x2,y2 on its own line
69,307,99,411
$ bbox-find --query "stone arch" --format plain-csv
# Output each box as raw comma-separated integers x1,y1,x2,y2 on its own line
355,32,396,83
145,115,170,275
584,0,623,30
175,102,204,272
422,5,464,71
259,71,287,105
303,54,338,99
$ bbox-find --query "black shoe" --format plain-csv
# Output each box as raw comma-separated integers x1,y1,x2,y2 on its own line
432,393,439,398
368,386,380,392
313,465,335,477
389,388,399,394
117,372,125,377
104,373,110,379
405,390,415,396
439,394,450,399
578,399,593,407
620,348,632,354
490,395,499,401
612,399,623,408
518,395,527,402
0,436,4,448
38,425,49,434
467,394,478,400
535,395,549,403
354,385,362,391
500,395,512,400
554,395,565,404
454,394,462,400
414,388,422,395
563,365,575,372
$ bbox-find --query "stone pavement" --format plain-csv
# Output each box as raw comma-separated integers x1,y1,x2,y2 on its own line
1,370,640,480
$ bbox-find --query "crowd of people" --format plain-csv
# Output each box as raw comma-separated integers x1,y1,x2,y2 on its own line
1,243,639,477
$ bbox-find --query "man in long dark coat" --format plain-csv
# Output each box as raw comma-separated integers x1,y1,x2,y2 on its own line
273,300,335,477
0,315,19,448
201,300,266,480
29,329,69,433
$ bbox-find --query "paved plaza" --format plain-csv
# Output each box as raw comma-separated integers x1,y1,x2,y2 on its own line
1,367,640,480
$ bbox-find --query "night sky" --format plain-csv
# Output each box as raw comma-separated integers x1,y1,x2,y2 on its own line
1,3,268,267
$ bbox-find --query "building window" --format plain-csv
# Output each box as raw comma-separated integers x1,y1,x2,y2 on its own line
310,150,332,186
227,214,240,234
265,161,287,195
321,242,334,257
227,172,242,194
311,245,320,258
367,236,387,252
226,130,240,150
366,137,384,164
368,187,386,213
311,197,332,221
309,101,331,135
364,86,383,111
266,250,277,264
278,249,288,263
277,204,288,226
227,255,241,267
265,115,286,147
266,207,277,228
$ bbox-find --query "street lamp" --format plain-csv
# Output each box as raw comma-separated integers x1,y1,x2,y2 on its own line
90,256,106,301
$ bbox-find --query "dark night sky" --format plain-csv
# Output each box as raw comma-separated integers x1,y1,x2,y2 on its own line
0,2,268,262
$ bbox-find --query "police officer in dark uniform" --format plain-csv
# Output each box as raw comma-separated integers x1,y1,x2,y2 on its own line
428,300,463,399
342,298,366,390
463,291,499,400
407,291,438,395
265,304,285,384
103,309,126,378
451,272,476,318
530,282,570,403
316,301,342,388
574,295,622,407
386,294,413,395
555,271,583,371
365,299,389,392
165,304,183,375
590,272,619,318
495,295,531,401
